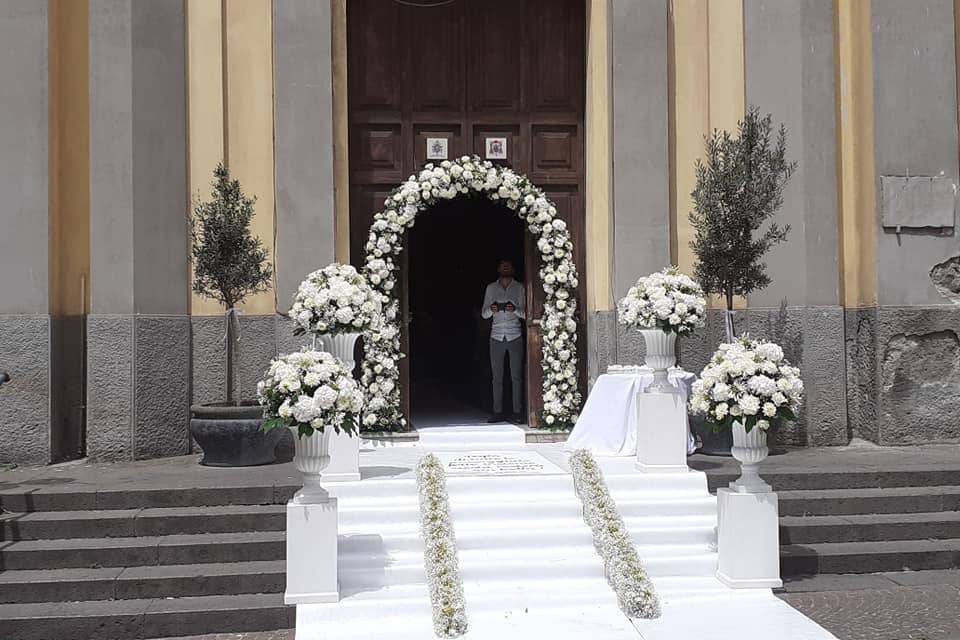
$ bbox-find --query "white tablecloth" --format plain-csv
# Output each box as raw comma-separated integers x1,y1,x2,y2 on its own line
565,366,698,457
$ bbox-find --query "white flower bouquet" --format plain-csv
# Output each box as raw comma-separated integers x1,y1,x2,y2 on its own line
290,263,381,336
258,349,364,438
617,266,706,337
689,336,803,433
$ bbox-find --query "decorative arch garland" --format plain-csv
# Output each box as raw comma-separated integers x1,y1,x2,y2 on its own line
360,156,582,430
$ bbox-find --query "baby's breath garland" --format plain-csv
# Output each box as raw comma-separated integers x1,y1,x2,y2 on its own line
569,449,661,619
416,454,468,638
361,156,581,431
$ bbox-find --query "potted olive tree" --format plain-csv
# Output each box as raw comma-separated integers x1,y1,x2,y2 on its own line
188,164,278,466
688,106,796,455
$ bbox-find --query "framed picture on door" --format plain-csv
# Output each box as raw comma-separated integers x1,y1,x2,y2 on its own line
485,137,507,160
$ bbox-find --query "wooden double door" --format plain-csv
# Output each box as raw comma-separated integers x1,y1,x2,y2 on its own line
347,0,586,427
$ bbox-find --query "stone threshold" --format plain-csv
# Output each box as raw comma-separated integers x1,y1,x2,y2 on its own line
360,427,571,444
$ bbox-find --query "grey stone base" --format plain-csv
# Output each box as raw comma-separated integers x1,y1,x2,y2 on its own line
589,305,848,447
191,314,311,406
87,315,192,461
847,305,960,445
0,314,51,464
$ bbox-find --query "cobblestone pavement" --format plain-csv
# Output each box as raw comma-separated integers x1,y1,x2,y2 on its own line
779,584,960,640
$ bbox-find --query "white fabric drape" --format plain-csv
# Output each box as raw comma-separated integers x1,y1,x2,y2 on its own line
566,367,697,457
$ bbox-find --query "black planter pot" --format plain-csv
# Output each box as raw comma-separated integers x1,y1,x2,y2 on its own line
691,417,733,457
189,403,284,467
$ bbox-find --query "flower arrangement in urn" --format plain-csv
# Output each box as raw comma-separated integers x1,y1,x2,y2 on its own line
617,266,707,337
689,336,803,492
259,349,364,499
289,263,381,337
617,266,706,393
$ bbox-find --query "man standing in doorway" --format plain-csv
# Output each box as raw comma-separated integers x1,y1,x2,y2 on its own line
482,258,525,424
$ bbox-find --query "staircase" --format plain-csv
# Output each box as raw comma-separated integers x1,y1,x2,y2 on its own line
298,454,727,640
705,467,960,588
0,483,298,639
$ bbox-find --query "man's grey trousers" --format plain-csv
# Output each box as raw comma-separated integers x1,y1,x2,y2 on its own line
490,336,523,415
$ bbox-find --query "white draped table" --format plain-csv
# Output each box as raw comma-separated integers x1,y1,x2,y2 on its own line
565,365,698,457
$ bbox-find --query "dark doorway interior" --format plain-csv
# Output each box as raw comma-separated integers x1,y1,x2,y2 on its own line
408,198,525,427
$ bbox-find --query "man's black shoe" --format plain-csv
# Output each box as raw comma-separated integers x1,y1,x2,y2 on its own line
487,415,504,423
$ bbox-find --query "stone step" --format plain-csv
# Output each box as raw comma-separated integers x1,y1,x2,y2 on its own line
0,560,286,604
0,504,285,541
778,486,960,516
778,568,960,593
0,531,285,570
0,484,297,513
707,468,960,492
780,538,960,576
0,593,293,640
780,511,960,544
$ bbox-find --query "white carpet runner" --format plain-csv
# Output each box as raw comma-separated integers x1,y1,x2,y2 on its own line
296,426,837,639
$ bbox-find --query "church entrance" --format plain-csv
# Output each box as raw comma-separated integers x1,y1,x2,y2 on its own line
347,0,587,428
408,199,525,426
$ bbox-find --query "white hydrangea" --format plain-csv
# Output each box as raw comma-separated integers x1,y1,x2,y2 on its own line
259,349,364,438
360,155,582,430
617,266,706,337
688,336,803,434
290,263,381,337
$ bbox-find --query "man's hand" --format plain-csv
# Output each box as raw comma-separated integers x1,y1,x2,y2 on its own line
505,302,516,313
490,303,499,313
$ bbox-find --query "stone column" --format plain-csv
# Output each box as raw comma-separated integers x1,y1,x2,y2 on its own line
0,1,51,463
865,0,960,445
87,0,190,460
606,0,671,368
741,0,846,446
273,0,337,312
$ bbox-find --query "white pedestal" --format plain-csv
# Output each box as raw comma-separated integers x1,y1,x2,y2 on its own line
635,391,689,472
322,430,360,482
716,487,783,589
285,496,339,604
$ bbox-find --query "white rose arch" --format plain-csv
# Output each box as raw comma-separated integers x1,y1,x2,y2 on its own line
361,155,582,430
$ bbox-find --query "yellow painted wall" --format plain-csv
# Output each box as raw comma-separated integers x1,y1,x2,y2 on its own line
585,0,613,313
48,0,90,317
835,0,878,308
669,0,746,309
187,0,226,316
668,0,709,278
187,0,276,316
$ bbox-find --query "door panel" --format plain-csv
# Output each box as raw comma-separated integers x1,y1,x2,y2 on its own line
348,0,585,428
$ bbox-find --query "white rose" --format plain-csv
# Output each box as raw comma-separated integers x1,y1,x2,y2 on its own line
762,402,777,417
756,419,770,431
714,403,729,420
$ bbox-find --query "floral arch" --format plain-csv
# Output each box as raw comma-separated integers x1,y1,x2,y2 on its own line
360,156,582,431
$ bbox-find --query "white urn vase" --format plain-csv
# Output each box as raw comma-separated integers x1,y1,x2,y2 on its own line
316,332,362,482
290,427,333,503
729,421,772,493
317,332,361,372
640,329,677,393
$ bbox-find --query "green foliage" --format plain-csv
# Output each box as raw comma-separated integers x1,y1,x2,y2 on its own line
688,106,797,311
190,164,273,309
